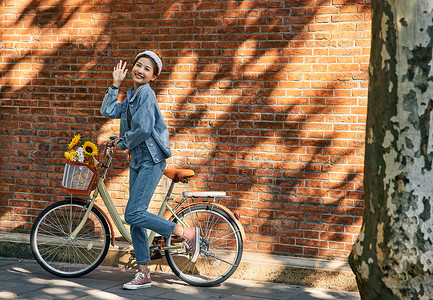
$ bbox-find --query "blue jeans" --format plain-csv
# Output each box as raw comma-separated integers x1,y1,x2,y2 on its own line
124,143,175,265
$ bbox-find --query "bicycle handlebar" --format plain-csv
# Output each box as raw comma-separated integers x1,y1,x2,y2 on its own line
104,136,118,152
98,136,118,167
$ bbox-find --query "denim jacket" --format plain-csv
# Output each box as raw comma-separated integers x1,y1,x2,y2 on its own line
100,84,171,163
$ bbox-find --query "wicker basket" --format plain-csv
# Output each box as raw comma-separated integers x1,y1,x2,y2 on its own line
62,161,97,195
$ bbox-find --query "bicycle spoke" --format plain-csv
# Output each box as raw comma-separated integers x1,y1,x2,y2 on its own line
31,201,109,277
202,251,237,267
202,256,221,279
42,216,69,237
165,205,242,286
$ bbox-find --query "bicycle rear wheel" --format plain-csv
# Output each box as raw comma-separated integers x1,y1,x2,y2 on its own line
165,204,243,286
30,199,110,277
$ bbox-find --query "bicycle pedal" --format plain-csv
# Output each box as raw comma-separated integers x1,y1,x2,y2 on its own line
129,249,136,258
150,251,163,260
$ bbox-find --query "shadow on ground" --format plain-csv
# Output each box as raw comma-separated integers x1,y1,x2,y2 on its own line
0,257,360,300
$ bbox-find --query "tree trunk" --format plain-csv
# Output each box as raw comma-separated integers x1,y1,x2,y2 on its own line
349,1,433,299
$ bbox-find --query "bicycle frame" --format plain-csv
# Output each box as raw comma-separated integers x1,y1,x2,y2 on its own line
32,136,244,285
68,150,188,251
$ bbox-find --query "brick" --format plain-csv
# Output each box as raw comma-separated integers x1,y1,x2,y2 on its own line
0,0,372,261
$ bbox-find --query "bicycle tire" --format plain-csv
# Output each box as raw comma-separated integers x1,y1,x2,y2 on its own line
165,204,243,287
30,199,110,277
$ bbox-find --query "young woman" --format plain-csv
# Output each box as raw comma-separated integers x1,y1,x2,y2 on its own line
100,51,199,289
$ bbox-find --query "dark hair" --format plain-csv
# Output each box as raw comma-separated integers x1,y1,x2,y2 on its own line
133,53,161,76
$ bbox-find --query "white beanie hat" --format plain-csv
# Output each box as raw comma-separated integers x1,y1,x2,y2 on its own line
135,51,162,75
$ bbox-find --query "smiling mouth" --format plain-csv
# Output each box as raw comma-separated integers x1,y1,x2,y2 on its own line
134,73,144,79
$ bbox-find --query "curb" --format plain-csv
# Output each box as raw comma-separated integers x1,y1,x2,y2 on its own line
0,232,357,291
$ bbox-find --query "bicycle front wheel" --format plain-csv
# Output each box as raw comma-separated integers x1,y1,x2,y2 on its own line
30,199,110,277
165,204,243,286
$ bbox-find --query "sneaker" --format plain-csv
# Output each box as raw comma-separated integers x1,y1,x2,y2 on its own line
123,269,151,290
183,226,200,263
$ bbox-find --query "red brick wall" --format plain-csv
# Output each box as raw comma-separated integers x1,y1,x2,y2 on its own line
0,0,370,260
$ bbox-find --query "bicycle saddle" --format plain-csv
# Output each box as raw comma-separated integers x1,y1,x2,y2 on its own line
164,168,195,182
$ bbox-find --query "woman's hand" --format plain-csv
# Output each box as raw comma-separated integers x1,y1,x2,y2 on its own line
112,60,128,88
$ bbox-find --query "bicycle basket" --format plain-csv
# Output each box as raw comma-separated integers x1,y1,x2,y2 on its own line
62,161,97,195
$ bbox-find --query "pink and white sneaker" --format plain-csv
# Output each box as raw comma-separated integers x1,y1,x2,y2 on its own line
123,268,151,289
183,226,200,263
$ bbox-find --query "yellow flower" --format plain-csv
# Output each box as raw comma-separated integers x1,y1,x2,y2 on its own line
82,141,98,156
64,149,77,160
68,134,81,149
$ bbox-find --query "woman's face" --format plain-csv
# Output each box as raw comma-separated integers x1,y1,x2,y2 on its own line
132,57,157,87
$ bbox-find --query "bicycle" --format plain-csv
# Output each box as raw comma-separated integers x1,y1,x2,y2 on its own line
30,136,245,287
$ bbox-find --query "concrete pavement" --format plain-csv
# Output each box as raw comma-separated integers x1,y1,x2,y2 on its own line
0,233,358,292
0,257,360,300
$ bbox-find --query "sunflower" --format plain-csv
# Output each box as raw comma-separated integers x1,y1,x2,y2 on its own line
64,149,77,160
82,141,98,156
68,134,81,149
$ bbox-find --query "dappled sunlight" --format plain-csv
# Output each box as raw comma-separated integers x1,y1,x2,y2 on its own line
305,287,358,299
0,258,360,299
1,261,127,299
1,2,369,285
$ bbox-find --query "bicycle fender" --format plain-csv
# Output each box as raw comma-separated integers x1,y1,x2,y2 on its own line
174,203,246,242
64,197,115,247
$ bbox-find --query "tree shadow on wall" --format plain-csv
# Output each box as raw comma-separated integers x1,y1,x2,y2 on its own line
0,0,122,233
155,0,366,260
0,0,367,287
16,0,76,27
